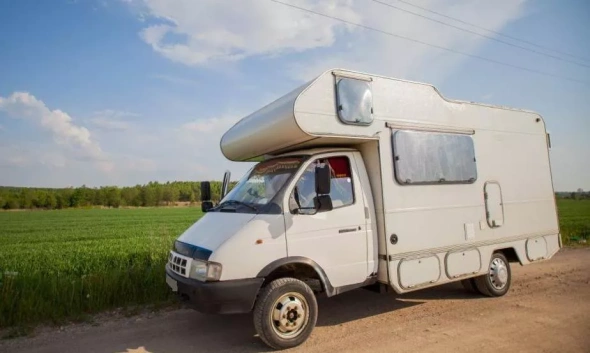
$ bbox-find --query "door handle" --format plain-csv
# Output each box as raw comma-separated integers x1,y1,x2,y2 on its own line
338,227,360,234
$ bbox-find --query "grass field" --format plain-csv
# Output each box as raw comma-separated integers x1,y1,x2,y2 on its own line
0,200,588,330
0,208,201,329
557,199,590,244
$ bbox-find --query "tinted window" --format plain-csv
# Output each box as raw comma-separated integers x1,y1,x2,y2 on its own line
392,130,477,185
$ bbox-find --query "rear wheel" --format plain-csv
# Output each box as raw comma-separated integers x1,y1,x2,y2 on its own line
253,278,318,350
474,252,511,297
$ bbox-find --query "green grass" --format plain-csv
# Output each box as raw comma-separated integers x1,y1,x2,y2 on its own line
557,199,590,245
0,208,202,329
0,200,588,330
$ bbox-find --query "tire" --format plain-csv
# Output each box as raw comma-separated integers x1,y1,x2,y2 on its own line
474,252,511,297
461,278,478,293
253,278,318,350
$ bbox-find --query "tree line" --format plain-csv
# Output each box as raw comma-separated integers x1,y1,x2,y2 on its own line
555,191,590,200
1,183,587,211
0,181,236,210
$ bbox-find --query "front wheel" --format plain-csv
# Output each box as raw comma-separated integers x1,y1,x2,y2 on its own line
253,278,318,350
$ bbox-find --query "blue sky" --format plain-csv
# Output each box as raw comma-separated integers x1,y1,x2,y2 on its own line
0,0,588,191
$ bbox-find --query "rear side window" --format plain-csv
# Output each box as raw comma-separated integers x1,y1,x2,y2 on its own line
392,130,477,185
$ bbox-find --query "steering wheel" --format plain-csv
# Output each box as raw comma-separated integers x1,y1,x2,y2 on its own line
247,188,260,199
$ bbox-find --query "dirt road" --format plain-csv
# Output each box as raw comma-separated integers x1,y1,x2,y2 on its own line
2,248,589,353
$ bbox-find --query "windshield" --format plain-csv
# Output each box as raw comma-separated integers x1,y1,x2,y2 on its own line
218,157,305,210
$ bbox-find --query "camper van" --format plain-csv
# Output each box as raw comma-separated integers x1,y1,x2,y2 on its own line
165,68,560,350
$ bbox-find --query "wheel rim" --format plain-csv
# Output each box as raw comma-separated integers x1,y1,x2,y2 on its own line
489,257,509,290
269,292,309,339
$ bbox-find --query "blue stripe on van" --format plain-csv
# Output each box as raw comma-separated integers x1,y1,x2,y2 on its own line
174,240,212,261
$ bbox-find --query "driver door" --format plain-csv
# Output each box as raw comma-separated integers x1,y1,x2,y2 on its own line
284,153,369,288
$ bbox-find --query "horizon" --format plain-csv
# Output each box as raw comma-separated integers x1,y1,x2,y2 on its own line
0,182,586,194
1,0,589,191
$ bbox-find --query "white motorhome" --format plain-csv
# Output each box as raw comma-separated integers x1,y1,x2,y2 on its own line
165,68,560,350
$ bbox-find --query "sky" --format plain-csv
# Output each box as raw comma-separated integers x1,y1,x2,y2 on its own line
0,0,588,191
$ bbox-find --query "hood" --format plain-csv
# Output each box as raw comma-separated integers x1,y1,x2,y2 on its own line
176,212,257,252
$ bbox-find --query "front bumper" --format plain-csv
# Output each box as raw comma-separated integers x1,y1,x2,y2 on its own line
165,266,264,314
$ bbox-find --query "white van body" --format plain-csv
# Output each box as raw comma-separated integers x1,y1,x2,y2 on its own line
165,68,560,349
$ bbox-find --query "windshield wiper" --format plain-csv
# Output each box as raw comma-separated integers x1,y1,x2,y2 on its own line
215,200,258,212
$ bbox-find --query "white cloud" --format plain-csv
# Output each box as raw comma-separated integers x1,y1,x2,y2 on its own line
175,115,253,179
182,116,238,134
1,155,29,168
0,143,68,169
91,117,130,131
0,92,111,170
0,100,253,186
72,113,251,186
125,156,157,171
131,0,360,66
90,110,138,131
150,74,200,86
129,0,527,84
288,0,528,83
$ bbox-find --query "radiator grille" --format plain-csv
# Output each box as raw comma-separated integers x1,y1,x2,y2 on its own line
168,251,191,278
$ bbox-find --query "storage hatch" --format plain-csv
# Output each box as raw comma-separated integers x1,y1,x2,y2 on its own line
484,181,504,228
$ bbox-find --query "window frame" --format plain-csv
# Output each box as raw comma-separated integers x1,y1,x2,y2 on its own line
391,129,478,186
212,155,309,215
334,76,374,126
288,154,357,214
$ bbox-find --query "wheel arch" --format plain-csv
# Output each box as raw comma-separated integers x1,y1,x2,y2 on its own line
493,247,522,265
257,257,336,296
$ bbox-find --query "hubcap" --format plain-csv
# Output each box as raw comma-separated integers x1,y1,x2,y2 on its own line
489,257,508,290
270,292,309,339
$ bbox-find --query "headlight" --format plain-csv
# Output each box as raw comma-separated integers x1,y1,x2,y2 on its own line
189,260,222,282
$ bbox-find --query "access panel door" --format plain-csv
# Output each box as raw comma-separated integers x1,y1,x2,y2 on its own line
485,181,504,228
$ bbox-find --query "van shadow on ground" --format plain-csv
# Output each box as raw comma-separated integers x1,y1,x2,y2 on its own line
109,282,480,353
316,281,478,327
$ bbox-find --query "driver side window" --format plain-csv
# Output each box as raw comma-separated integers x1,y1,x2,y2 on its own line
291,156,355,214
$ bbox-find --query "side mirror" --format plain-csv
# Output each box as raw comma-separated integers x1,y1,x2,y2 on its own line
221,170,231,200
314,195,333,212
314,163,332,213
200,181,212,212
200,181,211,202
315,164,331,195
